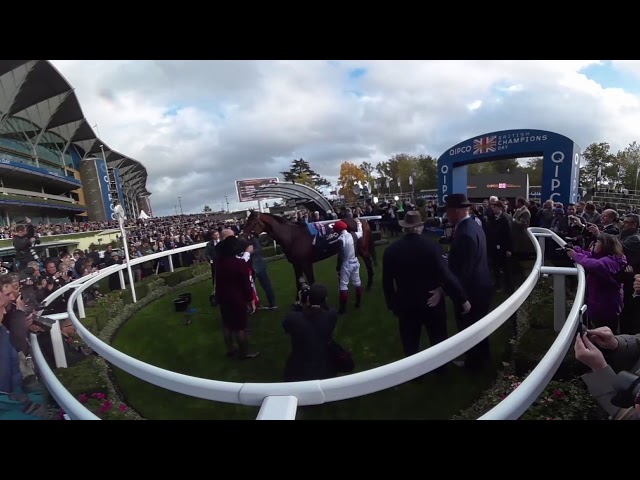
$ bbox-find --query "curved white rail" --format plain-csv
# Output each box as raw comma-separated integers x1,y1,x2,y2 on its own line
29,332,100,420
32,227,585,419
479,229,586,420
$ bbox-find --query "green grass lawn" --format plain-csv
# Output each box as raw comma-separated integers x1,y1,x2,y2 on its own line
111,240,523,420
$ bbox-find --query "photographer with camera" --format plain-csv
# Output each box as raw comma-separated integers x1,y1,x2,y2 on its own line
282,282,338,382
12,219,39,272
565,234,627,334
575,326,640,420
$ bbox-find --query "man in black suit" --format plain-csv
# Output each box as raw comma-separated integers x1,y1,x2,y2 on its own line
445,193,494,371
382,210,470,369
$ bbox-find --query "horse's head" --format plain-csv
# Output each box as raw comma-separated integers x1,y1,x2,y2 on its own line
243,209,266,237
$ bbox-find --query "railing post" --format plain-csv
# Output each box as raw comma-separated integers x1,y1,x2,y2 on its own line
552,274,566,332
537,236,546,265
50,320,68,368
77,295,86,319
119,270,125,290
256,396,299,420
168,254,174,272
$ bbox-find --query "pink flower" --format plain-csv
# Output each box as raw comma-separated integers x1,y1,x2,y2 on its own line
58,409,66,419
99,401,113,413
119,404,128,412
553,389,565,400
79,394,88,404
92,393,107,400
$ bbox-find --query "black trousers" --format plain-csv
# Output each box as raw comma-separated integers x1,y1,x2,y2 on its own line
455,290,492,369
210,262,216,289
397,303,448,358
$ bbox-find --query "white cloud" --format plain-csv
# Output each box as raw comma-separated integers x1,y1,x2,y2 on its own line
49,59,640,216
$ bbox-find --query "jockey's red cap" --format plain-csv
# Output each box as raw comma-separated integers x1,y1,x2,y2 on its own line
334,221,348,232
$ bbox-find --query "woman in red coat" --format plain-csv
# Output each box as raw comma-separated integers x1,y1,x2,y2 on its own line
215,234,259,358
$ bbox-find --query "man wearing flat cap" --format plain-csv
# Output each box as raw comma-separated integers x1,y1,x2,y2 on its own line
444,193,493,371
382,209,470,367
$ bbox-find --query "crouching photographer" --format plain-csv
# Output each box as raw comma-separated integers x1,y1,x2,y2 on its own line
574,326,640,420
282,281,339,382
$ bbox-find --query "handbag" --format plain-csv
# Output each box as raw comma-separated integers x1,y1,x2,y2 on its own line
327,339,354,374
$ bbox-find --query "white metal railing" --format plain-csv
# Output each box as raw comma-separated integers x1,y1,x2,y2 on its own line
31,228,585,420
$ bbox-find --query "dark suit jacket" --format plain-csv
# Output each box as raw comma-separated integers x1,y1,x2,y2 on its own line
283,307,338,381
382,233,467,313
487,214,513,259
448,216,492,295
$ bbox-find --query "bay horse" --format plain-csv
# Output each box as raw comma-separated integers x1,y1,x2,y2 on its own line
242,211,377,299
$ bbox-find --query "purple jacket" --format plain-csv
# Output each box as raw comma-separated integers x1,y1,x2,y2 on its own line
572,247,627,321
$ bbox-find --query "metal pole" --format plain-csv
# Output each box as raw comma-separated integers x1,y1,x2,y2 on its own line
178,196,183,215
115,206,137,303
258,200,263,213
225,196,230,212
174,205,178,216
553,274,566,332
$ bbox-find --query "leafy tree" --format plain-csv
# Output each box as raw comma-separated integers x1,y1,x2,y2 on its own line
203,205,212,213
467,158,522,176
280,158,331,189
413,155,438,191
521,157,543,186
359,161,375,190
582,142,616,189
338,161,366,204
617,141,640,190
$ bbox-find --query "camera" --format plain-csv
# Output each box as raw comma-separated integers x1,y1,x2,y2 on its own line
298,276,311,304
611,371,640,409
32,316,57,331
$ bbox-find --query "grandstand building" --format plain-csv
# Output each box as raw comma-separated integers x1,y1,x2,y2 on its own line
0,60,150,225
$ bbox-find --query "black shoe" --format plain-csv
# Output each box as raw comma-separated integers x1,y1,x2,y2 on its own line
339,299,347,314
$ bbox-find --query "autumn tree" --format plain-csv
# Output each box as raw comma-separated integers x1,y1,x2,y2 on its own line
280,158,331,190
338,161,366,204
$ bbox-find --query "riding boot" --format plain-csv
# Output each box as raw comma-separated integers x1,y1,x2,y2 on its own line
339,290,348,314
355,287,362,308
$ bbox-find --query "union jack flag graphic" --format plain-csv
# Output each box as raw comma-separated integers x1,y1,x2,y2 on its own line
473,136,497,154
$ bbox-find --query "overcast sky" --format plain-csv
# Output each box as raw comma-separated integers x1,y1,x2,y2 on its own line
50,60,640,216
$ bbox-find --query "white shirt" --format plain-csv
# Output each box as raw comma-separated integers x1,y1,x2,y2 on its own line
339,221,363,262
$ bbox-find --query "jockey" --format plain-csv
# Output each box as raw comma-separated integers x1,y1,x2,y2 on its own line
333,219,363,314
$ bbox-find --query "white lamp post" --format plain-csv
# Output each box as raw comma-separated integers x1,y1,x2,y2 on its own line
114,204,137,303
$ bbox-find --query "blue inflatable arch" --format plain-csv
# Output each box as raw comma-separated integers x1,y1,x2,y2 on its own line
437,129,581,206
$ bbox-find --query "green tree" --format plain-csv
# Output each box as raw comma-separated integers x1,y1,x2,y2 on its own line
280,158,331,189
202,205,212,213
617,141,640,190
359,161,375,190
413,155,438,191
467,158,522,176
522,157,543,186
582,142,616,189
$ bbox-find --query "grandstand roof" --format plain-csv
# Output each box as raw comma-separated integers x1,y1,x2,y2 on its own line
0,60,150,197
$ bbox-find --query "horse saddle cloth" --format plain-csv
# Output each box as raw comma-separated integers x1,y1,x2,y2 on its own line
309,223,342,259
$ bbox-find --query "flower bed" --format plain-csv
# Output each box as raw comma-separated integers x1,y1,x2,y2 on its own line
58,392,131,420
452,275,607,420
452,368,607,420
